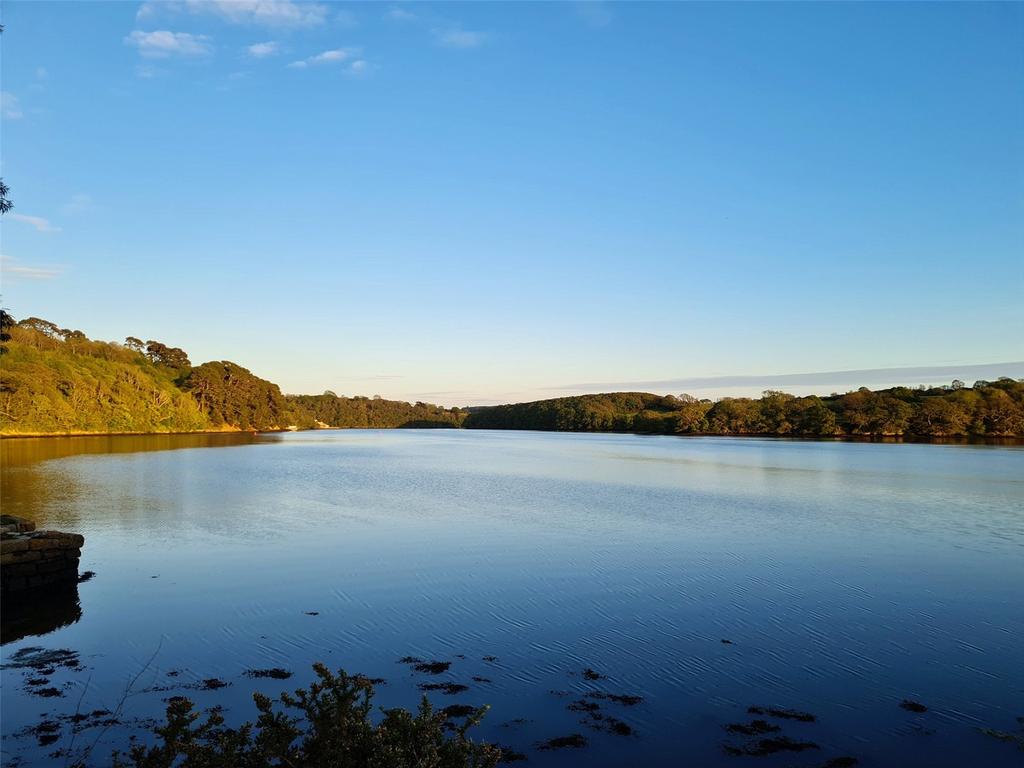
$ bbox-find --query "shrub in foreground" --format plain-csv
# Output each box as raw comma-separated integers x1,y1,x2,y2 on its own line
112,663,501,768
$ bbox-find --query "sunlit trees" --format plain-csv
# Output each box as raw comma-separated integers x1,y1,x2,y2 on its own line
183,361,294,431
464,381,1023,439
289,392,463,429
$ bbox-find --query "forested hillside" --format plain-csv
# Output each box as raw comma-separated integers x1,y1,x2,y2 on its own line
288,393,464,429
0,314,212,434
1,311,1020,438
0,312,459,435
463,383,1024,438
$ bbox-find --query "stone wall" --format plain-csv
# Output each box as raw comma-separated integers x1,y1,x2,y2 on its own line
1,515,84,593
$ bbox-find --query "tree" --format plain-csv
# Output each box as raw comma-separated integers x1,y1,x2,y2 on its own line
674,399,711,433
911,397,970,436
145,340,191,372
0,178,11,215
18,316,63,339
124,336,144,352
0,309,14,354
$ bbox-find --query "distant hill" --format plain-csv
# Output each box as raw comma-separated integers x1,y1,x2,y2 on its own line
0,313,462,435
462,384,1024,438
287,393,464,429
1,311,1020,438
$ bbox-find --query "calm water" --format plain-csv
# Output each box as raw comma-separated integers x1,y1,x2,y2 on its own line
2,431,1022,766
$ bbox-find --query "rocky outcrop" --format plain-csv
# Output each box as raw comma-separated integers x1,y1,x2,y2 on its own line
1,515,84,593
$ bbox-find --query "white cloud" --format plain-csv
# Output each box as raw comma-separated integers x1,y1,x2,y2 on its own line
0,255,63,281
125,30,213,58
312,48,351,63
139,1,328,29
9,213,61,233
35,67,49,80
61,194,94,216
246,40,279,58
1,92,23,120
385,7,416,23
288,48,364,71
432,27,487,49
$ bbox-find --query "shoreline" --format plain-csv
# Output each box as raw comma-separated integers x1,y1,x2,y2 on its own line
0,428,256,440
1,427,1020,444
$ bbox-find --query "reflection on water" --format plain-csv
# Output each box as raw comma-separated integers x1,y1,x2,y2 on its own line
1,431,1022,767
0,432,275,523
1,583,83,645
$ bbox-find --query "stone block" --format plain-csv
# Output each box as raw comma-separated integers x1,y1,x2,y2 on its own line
0,550,42,565
0,538,30,554
2,523,83,592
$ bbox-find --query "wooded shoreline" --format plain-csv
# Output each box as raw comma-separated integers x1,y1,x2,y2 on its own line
2,313,1022,440
2,427,1021,444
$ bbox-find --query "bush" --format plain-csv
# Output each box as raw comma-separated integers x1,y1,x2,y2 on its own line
110,664,500,768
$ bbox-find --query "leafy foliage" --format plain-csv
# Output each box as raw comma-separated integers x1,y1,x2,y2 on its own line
1,311,1020,438
111,664,500,768
183,362,295,431
0,321,207,433
289,393,465,429
465,383,1024,438
0,313,460,435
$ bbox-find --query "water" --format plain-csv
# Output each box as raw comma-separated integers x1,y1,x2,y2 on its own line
2,430,1022,766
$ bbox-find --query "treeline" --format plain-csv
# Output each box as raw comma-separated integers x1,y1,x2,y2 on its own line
2,311,1021,438
0,313,461,434
463,384,1024,438
289,393,464,429
0,314,211,434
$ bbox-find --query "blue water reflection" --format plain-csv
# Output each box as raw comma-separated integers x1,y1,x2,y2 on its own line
2,431,1022,766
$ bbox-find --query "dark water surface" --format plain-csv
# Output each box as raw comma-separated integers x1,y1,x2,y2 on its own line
2,431,1022,766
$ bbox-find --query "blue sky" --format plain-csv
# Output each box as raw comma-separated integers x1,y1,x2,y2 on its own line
2,1,1022,405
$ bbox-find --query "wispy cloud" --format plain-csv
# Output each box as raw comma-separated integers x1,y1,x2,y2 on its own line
432,26,488,49
554,363,1024,396
246,40,280,58
385,7,417,23
287,48,365,72
0,255,63,281
35,67,49,81
385,10,486,50
574,1,613,28
1,92,23,120
139,1,328,29
125,30,213,59
9,213,61,233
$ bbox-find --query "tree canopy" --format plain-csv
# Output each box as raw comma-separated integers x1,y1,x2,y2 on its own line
1,311,1020,438
463,383,1024,438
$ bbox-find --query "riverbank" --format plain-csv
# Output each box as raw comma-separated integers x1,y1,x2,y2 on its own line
0,427,258,439
2,427,1020,444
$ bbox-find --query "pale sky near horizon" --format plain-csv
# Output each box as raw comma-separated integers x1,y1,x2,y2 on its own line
1,1,1022,406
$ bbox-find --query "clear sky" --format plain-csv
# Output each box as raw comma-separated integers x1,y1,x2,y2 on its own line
2,1,1022,405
